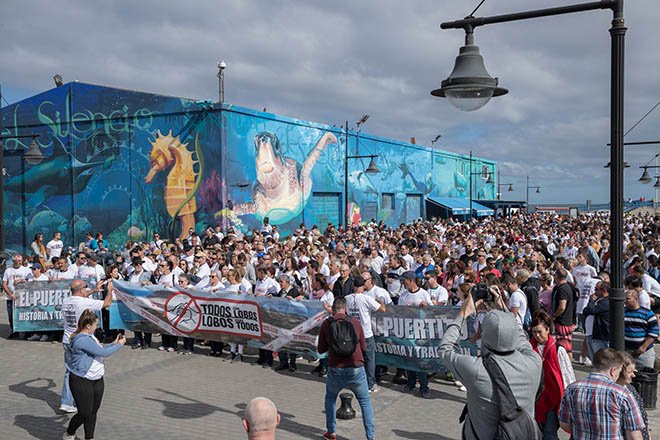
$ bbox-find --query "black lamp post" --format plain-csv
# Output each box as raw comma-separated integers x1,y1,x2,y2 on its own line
526,175,541,211
468,150,494,218
432,0,626,351
343,115,377,229
497,182,514,200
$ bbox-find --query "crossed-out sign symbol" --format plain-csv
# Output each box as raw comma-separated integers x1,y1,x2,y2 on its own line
164,292,202,333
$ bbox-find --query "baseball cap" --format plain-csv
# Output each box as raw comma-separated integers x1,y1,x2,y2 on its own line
31,263,43,270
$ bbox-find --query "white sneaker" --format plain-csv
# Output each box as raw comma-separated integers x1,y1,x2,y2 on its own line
166,347,175,353
158,346,165,351
455,380,466,391
27,334,40,341
59,404,77,413
63,432,76,440
368,385,380,394
39,335,49,342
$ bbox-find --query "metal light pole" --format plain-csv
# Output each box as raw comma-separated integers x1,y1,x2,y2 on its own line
217,60,226,103
433,0,626,350
343,116,371,229
526,176,541,211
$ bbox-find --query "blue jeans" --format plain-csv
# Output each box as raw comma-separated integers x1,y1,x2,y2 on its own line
587,338,609,360
406,370,429,393
364,337,376,389
6,299,14,334
325,367,375,440
541,409,559,440
61,343,75,407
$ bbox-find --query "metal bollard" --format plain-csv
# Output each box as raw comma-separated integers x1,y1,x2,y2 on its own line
336,392,356,420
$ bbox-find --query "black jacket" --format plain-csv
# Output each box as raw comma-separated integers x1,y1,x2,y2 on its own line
332,277,354,299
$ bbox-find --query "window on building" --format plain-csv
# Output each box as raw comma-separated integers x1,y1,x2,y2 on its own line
382,193,395,210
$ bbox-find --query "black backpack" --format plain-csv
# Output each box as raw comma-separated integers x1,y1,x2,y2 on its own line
329,317,358,358
482,354,542,440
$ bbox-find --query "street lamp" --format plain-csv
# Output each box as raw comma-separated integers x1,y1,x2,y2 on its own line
0,134,45,252
525,175,541,211
217,60,227,103
343,116,378,229
638,154,660,208
497,182,514,200
431,30,508,111
467,150,494,218
344,154,379,228
433,0,626,351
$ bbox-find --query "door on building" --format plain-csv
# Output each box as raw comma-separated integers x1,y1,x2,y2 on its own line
308,192,341,227
405,194,422,224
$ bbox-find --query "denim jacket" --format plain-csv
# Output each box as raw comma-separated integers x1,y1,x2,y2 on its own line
67,333,122,378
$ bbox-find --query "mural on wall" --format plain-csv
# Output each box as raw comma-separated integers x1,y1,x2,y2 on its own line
1,82,496,252
222,130,337,224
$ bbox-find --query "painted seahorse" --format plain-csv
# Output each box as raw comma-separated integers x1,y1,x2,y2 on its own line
145,130,203,239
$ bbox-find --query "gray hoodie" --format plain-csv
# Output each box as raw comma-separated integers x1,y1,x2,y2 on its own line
439,310,542,440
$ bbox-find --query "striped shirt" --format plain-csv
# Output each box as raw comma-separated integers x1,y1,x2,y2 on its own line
624,307,659,351
559,373,645,440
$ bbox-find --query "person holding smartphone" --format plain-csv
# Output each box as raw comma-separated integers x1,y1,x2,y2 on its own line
64,309,125,440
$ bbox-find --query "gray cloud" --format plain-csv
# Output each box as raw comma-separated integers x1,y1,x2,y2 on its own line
1,0,659,204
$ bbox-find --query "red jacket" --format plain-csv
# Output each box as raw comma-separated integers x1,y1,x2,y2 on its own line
530,334,564,423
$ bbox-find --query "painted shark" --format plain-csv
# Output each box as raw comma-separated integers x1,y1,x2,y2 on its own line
5,154,116,208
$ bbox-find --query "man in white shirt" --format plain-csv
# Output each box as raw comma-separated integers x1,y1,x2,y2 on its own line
254,266,280,296
504,275,528,329
3,254,32,339
345,275,386,393
60,279,112,412
361,271,392,306
46,232,64,259
68,252,89,279
425,270,449,306
77,253,104,282
572,252,598,331
399,271,433,398
192,253,211,289
49,257,76,281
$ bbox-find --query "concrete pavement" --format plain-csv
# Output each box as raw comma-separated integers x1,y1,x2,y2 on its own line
0,307,656,439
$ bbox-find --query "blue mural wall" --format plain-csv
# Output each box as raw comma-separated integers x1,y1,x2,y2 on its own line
1,82,496,252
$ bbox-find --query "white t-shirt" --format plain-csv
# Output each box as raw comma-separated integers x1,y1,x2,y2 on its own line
572,264,598,290
508,289,528,328
428,285,449,305
254,277,280,296
639,289,652,310
319,290,334,308
345,293,381,339
62,296,104,344
84,335,106,380
46,239,64,258
399,288,433,307
365,286,393,305
3,266,32,300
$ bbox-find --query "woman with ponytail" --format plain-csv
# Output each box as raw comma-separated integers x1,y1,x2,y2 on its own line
64,309,125,440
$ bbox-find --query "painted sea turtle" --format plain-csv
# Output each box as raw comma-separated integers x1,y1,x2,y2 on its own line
228,131,337,224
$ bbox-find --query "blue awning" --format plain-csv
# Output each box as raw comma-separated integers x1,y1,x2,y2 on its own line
472,201,494,217
426,196,470,215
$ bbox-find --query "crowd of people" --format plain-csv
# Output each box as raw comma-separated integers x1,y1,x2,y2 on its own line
4,211,660,439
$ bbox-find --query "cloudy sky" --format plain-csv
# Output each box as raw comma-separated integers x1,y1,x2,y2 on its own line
2,0,659,204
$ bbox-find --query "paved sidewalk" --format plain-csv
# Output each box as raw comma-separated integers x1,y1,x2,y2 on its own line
0,307,656,439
